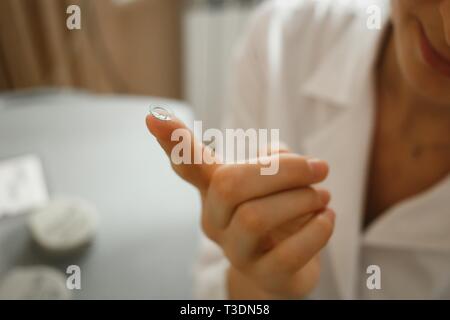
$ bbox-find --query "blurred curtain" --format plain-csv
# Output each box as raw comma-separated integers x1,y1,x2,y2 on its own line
0,0,182,98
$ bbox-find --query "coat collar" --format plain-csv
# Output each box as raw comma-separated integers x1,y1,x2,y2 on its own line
363,174,450,252
300,6,391,299
299,0,391,110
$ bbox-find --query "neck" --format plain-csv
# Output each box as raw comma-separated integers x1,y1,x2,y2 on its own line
377,25,450,147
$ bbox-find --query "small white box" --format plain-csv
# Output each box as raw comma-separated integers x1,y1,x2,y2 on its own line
0,155,48,218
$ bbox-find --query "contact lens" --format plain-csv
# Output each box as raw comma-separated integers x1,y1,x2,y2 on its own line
150,106,172,121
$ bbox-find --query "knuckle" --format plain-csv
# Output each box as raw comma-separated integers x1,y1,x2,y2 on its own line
222,237,249,270
226,251,247,271
201,214,220,243
235,202,266,235
209,166,241,203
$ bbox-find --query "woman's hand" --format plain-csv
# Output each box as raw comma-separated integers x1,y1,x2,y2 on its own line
146,111,335,299
441,0,450,46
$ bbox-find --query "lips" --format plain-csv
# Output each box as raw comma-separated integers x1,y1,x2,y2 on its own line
418,24,450,78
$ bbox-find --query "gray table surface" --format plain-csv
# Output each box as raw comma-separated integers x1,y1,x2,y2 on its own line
0,89,202,299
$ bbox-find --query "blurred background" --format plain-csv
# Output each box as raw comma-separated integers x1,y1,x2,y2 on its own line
0,0,261,128
0,0,262,299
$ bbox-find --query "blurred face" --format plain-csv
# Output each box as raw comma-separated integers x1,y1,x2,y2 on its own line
391,0,450,105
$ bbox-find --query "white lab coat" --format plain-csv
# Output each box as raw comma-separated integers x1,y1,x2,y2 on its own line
193,0,450,299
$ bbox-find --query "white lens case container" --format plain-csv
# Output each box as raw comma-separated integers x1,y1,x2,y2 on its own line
0,266,71,300
28,197,98,255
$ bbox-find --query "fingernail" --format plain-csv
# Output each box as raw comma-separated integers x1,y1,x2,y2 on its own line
317,189,331,205
150,106,172,121
307,158,328,179
321,208,336,223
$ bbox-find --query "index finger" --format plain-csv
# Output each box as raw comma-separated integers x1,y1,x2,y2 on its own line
146,107,217,190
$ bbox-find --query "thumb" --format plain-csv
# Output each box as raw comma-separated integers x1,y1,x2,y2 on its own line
146,107,217,190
